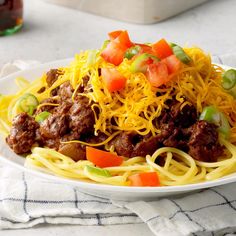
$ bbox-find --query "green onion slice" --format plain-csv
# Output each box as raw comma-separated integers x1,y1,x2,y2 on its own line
229,86,236,98
124,45,141,60
221,69,236,90
169,42,177,48
172,45,191,64
199,106,231,138
84,165,111,177
17,93,39,115
35,111,51,123
86,50,98,67
130,53,159,73
101,40,110,51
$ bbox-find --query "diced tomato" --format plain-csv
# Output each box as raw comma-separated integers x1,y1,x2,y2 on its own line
108,30,123,40
163,55,182,74
101,31,133,65
113,31,133,48
108,30,133,48
101,41,126,66
146,62,169,87
101,68,127,92
136,44,154,55
128,172,161,187
86,147,124,168
152,39,173,59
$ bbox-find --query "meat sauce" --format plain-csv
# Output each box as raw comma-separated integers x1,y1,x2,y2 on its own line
6,69,223,162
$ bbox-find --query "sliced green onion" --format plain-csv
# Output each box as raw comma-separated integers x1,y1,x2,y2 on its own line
199,106,231,138
228,86,236,98
17,93,39,115
84,165,111,177
101,40,110,51
172,45,191,64
35,111,51,123
86,50,98,67
124,45,141,60
130,53,159,73
221,69,236,90
199,106,218,122
169,42,177,48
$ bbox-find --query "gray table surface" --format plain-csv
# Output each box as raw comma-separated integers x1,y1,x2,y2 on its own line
1,0,236,67
1,0,236,235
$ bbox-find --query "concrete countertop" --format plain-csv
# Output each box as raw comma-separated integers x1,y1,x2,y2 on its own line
1,0,236,67
1,0,236,235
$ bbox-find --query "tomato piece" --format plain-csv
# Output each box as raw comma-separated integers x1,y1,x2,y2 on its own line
108,30,123,40
163,55,181,74
152,39,173,59
101,31,133,65
108,30,133,47
128,172,160,187
101,41,126,66
136,44,154,55
101,68,127,92
86,147,124,168
146,62,169,87
113,30,133,48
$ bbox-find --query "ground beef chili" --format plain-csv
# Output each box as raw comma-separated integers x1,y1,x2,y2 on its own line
69,96,95,137
34,97,58,115
37,86,46,94
6,113,39,154
38,114,68,150
40,113,69,139
46,69,62,87
57,81,74,102
111,132,138,158
188,120,223,162
158,99,197,128
6,71,223,162
58,143,86,161
77,76,90,93
111,101,222,161
132,135,162,157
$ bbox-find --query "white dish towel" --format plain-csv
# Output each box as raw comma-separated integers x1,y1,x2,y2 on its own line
0,55,236,236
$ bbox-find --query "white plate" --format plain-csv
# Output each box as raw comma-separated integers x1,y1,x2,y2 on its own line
0,59,235,201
